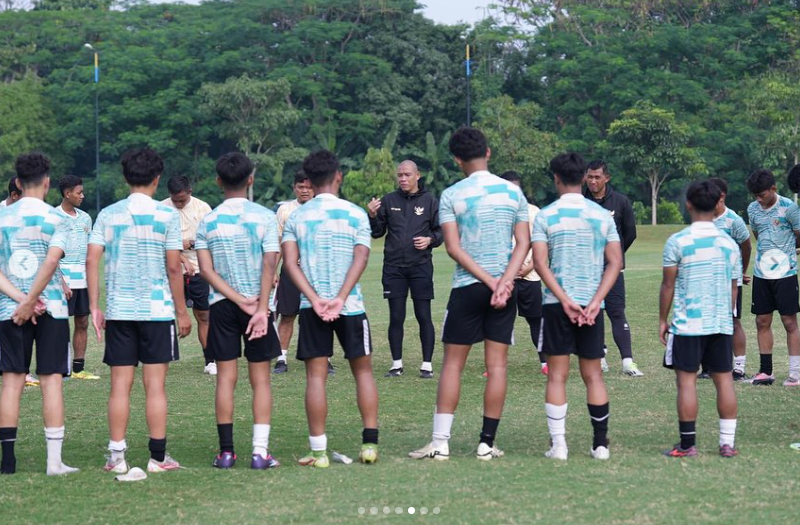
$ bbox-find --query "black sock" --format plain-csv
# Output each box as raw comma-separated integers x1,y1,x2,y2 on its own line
217,423,234,455
760,354,773,376
679,421,696,449
72,358,85,374
362,428,379,445
588,403,610,449
0,427,17,474
149,437,167,462
479,416,500,448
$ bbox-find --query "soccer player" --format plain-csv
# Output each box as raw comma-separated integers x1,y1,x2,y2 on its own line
533,153,622,461
368,160,442,379
708,177,752,381
0,177,22,208
273,170,315,374
162,176,214,375
660,181,740,458
56,175,99,380
499,170,547,375
87,148,192,474
584,160,643,377
281,150,379,467
746,169,800,386
196,152,282,469
409,127,530,462
0,152,78,475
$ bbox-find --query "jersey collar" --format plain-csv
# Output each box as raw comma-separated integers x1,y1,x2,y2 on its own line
559,193,584,202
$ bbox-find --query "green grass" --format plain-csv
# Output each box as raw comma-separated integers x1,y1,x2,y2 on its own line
2,226,800,524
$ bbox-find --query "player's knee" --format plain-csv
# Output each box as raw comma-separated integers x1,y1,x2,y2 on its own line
195,310,210,323
780,315,799,332
74,316,89,330
755,316,772,331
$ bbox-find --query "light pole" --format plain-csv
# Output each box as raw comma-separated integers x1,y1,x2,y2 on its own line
465,44,472,126
85,43,100,213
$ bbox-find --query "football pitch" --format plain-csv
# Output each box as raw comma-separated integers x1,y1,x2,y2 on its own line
2,226,799,524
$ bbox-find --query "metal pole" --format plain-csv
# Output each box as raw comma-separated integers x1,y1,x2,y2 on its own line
94,52,100,213
466,45,471,126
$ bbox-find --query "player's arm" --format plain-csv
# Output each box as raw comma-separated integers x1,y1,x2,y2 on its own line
0,269,26,304
87,243,104,340
12,245,65,325
368,197,387,238
583,241,623,325
533,240,583,323
493,221,530,308
282,240,323,309
167,249,192,338
429,197,444,248
196,249,254,309
621,198,637,252
441,222,497,288
323,244,370,321
246,250,279,340
739,238,752,283
659,265,677,345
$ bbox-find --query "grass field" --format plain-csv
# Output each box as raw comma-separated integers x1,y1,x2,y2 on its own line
2,225,799,524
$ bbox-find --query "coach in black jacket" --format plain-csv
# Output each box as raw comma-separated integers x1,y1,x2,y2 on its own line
584,160,644,377
368,160,442,379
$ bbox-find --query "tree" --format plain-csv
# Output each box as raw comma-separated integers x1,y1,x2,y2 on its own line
342,147,396,208
200,75,306,201
605,101,705,225
743,72,800,171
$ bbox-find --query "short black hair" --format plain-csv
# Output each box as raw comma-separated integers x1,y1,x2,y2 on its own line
499,171,522,183
707,177,728,196
550,152,587,186
302,150,340,187
58,175,83,197
15,152,51,188
586,159,608,174
686,180,721,213
121,148,164,187
294,169,309,185
788,164,800,194
746,169,776,195
8,177,21,197
449,127,488,162
215,152,254,190
167,175,192,195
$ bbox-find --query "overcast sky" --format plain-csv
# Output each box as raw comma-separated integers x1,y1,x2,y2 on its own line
148,0,491,25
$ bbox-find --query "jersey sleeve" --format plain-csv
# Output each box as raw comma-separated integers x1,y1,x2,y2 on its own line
730,216,750,244
166,210,182,251
787,203,800,232
438,189,455,225
49,217,69,254
731,244,743,282
606,211,621,243
531,210,548,243
263,212,280,253
281,213,297,244
515,190,529,224
355,208,371,249
88,211,106,247
663,236,680,268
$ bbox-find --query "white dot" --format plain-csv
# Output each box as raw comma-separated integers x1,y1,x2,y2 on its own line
358,507,365,515
408,507,416,515
421,507,428,515
433,507,441,514
370,507,378,515
395,507,403,514
383,507,390,515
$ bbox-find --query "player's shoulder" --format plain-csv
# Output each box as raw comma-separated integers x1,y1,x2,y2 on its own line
746,200,760,214
339,197,369,220
667,225,693,244
244,200,276,220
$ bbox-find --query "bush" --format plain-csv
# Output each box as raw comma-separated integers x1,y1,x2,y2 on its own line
657,199,684,224
632,201,650,225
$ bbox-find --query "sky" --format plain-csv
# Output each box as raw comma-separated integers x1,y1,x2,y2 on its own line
148,1,492,26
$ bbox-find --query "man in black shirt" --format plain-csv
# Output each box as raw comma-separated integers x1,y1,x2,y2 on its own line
368,160,442,378
584,160,644,377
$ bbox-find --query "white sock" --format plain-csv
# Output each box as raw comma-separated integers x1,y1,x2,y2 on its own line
789,356,800,379
109,439,127,462
734,356,746,371
392,359,403,370
309,434,327,452
432,413,454,447
45,426,64,468
603,346,608,357
545,403,568,448
252,424,270,457
420,361,433,372
622,358,633,369
541,362,547,369
719,419,737,447
278,350,288,363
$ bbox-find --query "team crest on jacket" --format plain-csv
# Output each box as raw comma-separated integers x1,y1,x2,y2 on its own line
414,206,424,216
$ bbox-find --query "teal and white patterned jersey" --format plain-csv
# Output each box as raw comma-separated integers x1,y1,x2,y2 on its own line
747,196,800,280
195,198,279,306
438,171,529,289
0,197,69,320
89,193,182,321
532,193,620,306
281,193,371,315
663,222,741,336
55,205,92,289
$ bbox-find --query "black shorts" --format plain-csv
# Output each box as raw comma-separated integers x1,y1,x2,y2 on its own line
68,288,90,317
539,304,605,359
208,300,281,363
0,315,70,376
751,276,799,316
664,333,733,373
441,283,517,345
297,309,372,361
185,274,210,311
276,264,301,316
734,285,743,319
516,280,542,319
104,321,179,366
382,262,434,301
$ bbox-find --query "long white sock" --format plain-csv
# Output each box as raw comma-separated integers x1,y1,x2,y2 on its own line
420,361,433,372
545,403,568,447
278,350,288,363
432,413,454,447
309,434,327,452
719,419,737,447
789,356,800,379
253,424,271,457
45,427,78,475
734,356,746,371
392,359,403,370
108,439,127,462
